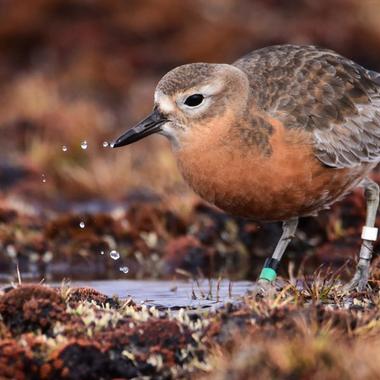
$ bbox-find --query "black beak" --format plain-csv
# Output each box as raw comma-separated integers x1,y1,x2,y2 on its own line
112,108,167,148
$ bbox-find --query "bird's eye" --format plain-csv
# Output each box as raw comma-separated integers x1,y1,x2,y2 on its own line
184,94,204,107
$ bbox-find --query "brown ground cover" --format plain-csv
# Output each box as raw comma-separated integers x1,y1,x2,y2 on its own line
0,281,379,380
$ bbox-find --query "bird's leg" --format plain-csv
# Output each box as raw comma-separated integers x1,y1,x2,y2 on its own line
345,179,379,292
251,218,299,296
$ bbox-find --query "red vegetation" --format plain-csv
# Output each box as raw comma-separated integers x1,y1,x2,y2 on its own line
67,287,121,308
0,285,66,335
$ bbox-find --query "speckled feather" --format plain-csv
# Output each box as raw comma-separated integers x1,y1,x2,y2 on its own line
234,45,380,168
157,63,218,96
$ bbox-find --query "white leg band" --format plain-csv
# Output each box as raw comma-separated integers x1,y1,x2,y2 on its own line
361,226,378,241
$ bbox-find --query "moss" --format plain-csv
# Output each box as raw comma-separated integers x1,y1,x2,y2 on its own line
0,339,34,380
47,340,109,380
0,282,378,379
67,287,121,308
0,284,67,335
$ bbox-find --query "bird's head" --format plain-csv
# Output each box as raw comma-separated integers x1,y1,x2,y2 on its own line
112,63,249,150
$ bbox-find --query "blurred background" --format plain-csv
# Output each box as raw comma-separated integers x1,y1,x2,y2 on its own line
0,0,380,282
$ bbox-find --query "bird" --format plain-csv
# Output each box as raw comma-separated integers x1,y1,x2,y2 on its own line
112,44,380,294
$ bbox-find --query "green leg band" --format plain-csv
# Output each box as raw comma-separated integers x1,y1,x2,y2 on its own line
259,267,277,282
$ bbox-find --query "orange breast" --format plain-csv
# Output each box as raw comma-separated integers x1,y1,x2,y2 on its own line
175,113,371,222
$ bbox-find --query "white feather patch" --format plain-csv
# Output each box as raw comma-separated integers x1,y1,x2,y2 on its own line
155,91,175,113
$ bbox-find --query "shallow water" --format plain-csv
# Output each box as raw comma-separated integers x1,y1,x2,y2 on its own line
69,279,253,309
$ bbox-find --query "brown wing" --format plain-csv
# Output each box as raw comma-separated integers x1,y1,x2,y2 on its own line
234,45,380,168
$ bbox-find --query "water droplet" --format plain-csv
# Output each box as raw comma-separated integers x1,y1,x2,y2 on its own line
80,140,88,150
110,250,120,260
6,245,17,258
119,266,129,274
79,221,85,229
62,145,68,152
102,141,109,148
41,174,47,183
100,250,105,255
43,251,53,263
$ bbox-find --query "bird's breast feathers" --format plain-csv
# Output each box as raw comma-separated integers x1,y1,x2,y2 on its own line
175,114,372,221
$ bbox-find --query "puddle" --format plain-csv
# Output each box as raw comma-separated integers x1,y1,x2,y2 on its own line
67,279,253,309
